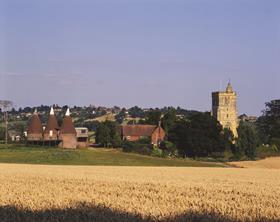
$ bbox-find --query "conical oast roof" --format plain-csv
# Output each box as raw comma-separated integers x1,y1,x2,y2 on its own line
60,108,76,135
27,110,43,134
44,107,59,134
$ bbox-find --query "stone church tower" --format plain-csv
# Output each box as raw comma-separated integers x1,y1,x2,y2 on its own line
212,82,238,138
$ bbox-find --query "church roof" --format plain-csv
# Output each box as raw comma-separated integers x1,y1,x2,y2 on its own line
60,108,76,135
226,82,233,93
27,110,43,134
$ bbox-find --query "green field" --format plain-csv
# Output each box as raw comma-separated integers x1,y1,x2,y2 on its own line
0,145,227,167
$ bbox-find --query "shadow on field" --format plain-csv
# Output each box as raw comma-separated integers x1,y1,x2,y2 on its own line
0,203,277,222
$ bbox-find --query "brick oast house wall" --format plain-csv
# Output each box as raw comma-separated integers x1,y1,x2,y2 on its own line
58,108,77,149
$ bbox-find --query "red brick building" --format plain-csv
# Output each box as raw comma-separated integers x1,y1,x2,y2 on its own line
117,125,166,145
59,108,77,149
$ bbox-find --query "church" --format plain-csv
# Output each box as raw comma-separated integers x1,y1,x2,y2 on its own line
212,82,239,138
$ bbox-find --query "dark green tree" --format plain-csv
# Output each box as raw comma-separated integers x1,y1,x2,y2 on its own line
256,101,280,144
95,121,122,148
128,106,145,118
236,121,260,159
95,122,111,147
115,109,127,124
161,108,178,137
168,112,230,157
144,110,162,125
0,127,5,141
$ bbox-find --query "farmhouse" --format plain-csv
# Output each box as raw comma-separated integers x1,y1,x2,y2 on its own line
117,124,165,145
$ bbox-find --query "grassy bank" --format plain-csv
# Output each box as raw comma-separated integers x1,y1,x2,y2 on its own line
0,145,226,167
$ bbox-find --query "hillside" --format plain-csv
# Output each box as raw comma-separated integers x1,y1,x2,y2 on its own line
0,146,226,167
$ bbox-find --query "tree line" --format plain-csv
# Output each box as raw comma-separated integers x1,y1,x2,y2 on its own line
96,102,280,160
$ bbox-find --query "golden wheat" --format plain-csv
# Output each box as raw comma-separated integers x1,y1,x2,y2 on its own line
230,157,280,169
0,164,279,221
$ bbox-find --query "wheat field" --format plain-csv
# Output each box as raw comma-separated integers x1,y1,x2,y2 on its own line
230,157,280,169
0,164,280,222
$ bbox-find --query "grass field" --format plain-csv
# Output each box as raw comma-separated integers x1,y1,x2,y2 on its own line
0,164,279,222
0,145,226,167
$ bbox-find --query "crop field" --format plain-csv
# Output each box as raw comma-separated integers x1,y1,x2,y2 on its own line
0,164,280,222
230,157,280,169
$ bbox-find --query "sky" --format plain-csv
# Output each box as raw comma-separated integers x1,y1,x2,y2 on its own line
0,0,279,115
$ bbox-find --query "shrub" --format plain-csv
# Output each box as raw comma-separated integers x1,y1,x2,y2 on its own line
160,141,178,157
151,147,163,157
270,138,280,150
256,144,279,159
122,141,153,156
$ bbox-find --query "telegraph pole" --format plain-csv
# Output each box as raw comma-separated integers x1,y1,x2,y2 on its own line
0,100,13,145
4,111,8,144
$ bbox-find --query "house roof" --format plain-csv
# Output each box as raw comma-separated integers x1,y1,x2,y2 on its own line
27,113,43,134
118,125,158,137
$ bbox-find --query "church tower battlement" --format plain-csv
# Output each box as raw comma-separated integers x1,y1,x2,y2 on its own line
212,82,239,138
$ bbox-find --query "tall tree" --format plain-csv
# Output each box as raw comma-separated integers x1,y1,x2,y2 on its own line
161,108,178,137
95,121,122,147
236,121,260,159
256,101,280,144
169,112,230,157
144,110,162,125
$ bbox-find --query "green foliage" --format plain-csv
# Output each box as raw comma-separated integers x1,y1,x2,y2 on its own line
236,121,260,159
122,141,153,156
161,109,178,136
115,109,127,124
95,121,122,148
256,144,279,159
256,101,280,144
0,127,5,141
144,110,162,125
128,106,145,118
111,133,123,148
160,141,178,157
270,137,280,149
168,112,231,157
137,137,152,144
151,147,163,157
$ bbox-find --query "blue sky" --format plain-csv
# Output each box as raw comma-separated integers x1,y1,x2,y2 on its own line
0,0,279,115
